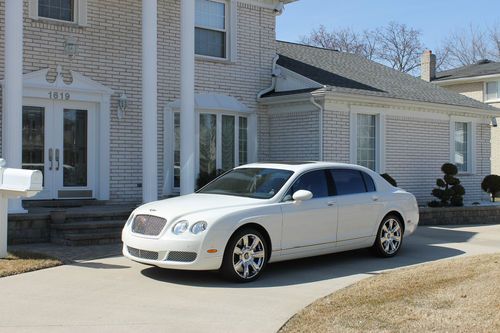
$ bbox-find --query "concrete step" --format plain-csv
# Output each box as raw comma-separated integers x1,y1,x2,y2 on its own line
23,199,108,209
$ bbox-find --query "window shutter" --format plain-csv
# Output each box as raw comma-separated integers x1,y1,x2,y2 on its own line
28,0,38,19
78,0,88,26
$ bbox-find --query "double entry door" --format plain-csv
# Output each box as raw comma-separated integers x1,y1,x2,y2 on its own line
22,98,97,200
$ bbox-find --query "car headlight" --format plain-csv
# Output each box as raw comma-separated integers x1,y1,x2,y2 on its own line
190,221,208,235
172,221,189,235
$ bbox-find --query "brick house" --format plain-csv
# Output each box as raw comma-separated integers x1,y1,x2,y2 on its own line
0,0,497,216
423,55,500,175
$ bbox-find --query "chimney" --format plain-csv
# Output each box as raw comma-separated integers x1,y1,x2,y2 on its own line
421,50,436,82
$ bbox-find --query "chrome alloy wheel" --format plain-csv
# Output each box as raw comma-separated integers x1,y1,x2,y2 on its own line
232,234,266,279
380,218,402,255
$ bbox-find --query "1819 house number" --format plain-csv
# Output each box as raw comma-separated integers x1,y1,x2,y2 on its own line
48,91,71,100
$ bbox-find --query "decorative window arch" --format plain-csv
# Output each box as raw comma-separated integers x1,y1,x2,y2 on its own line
163,93,257,195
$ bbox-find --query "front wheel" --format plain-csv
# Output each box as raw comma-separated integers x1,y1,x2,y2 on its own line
220,228,268,283
373,215,404,257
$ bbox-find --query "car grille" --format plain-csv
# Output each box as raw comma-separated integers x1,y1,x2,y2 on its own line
127,246,159,260
167,251,197,263
131,215,167,236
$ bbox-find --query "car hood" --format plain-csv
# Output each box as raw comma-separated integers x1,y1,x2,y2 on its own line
134,193,266,221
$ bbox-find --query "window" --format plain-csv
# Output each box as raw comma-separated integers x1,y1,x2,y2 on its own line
199,114,217,176
287,170,330,199
453,122,471,173
361,172,376,192
195,0,227,58
356,114,377,170
486,81,499,101
239,117,248,165
198,168,293,199
38,0,74,22
172,112,249,189
330,169,368,196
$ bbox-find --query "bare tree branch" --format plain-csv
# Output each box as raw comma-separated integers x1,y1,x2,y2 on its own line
299,22,425,74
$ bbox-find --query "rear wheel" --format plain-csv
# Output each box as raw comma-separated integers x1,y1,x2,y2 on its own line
373,215,403,257
220,228,268,283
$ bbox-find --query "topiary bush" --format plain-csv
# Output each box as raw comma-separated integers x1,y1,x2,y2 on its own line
428,163,465,207
481,175,500,202
380,173,397,187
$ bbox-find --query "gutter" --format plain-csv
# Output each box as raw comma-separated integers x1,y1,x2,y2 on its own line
309,96,324,161
433,73,500,86
257,54,280,101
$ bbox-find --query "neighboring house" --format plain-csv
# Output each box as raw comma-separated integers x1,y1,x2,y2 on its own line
0,0,496,213
259,42,498,204
424,55,500,174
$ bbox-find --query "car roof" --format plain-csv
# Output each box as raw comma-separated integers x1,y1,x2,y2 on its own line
236,161,371,173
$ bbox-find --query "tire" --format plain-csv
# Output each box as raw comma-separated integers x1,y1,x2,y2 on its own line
220,228,269,283
372,214,404,258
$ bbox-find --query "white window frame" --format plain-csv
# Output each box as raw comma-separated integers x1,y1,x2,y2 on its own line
29,0,88,26
450,117,476,175
350,110,386,173
484,80,500,103
164,109,256,195
195,0,237,62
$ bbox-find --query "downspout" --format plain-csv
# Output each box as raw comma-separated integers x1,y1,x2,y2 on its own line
257,54,280,101
310,96,324,161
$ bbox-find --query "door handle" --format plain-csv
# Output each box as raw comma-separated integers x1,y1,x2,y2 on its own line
372,196,379,202
48,148,53,170
55,149,60,171
327,201,336,207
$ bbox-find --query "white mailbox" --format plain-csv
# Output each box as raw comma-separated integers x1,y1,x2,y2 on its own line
0,159,43,258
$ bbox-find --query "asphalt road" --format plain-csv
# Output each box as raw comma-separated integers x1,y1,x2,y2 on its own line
1,225,500,333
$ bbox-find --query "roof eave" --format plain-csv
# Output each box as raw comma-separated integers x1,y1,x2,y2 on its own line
433,73,500,86
324,91,499,118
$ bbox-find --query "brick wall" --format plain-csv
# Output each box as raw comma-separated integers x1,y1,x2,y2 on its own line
0,0,276,203
267,104,320,161
385,115,490,204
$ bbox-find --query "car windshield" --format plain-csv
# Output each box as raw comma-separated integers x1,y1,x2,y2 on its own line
198,168,294,199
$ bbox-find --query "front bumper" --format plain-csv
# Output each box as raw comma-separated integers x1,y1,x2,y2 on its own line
122,231,224,271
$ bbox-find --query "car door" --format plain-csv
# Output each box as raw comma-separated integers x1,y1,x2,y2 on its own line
280,169,338,252
330,169,384,241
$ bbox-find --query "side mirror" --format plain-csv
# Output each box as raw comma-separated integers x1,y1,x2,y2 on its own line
292,190,313,202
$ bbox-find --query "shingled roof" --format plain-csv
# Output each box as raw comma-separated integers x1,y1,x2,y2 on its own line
434,60,500,81
271,41,496,112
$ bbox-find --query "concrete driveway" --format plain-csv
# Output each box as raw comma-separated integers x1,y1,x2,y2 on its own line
1,225,500,333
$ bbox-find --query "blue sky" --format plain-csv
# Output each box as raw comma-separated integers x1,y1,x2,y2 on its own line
277,0,500,51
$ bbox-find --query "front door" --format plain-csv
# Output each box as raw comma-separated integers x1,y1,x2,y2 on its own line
22,98,97,200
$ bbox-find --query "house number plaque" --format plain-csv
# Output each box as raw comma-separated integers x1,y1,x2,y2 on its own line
48,91,71,100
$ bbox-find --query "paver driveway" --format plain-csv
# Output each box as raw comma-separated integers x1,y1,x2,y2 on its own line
1,225,500,333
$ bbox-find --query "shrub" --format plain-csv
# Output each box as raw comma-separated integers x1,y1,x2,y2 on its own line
196,169,224,190
428,163,465,207
380,173,397,187
481,175,500,202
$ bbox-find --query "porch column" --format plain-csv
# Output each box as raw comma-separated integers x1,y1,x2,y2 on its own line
142,0,158,203
3,0,26,213
180,0,196,195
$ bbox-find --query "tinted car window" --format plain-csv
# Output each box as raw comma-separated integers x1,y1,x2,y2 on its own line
330,169,367,195
288,170,330,199
361,172,376,192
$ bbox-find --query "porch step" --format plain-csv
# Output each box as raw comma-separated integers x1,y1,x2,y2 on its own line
50,220,126,246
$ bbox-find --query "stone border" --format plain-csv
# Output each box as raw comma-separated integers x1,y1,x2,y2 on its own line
419,206,500,225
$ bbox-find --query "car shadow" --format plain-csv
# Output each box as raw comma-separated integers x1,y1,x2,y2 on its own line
140,226,476,288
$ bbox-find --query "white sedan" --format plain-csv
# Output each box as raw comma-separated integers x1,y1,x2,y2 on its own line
122,162,419,282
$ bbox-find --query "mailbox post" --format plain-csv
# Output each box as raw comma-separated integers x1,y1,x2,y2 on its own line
0,159,43,258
